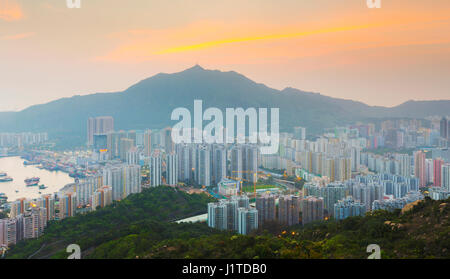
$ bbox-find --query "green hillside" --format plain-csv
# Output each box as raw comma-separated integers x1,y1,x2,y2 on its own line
144,198,450,259
6,186,216,259
6,185,449,259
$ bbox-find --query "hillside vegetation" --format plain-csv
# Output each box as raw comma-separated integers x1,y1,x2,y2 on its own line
6,186,449,259
144,198,450,259
6,186,216,259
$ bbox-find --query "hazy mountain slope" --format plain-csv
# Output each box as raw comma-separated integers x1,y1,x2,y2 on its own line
0,66,448,142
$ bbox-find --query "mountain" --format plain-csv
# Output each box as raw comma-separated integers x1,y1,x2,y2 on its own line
0,65,449,144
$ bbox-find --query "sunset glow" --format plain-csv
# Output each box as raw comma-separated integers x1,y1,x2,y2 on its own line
1,0,450,111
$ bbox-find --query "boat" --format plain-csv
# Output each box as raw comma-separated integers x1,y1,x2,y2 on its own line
26,181,39,186
24,177,40,183
0,172,7,177
39,184,47,189
0,177,13,182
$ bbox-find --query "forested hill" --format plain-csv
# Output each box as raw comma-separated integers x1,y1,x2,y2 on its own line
143,197,450,259
6,187,216,259
6,187,449,259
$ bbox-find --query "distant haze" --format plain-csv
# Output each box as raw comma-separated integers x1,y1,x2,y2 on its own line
1,0,450,111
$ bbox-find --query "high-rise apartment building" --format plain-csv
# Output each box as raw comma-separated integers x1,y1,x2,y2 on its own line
87,116,114,146
91,186,113,210
166,153,178,186
9,198,29,219
37,194,56,221
176,144,192,182
58,193,77,220
119,138,135,162
230,146,243,180
237,207,258,235
103,164,141,200
440,117,448,139
425,159,434,185
293,126,306,140
212,145,227,184
164,127,174,154
243,145,258,183
207,202,227,230
433,158,444,186
232,195,250,209
0,218,18,247
442,164,450,191
126,146,139,165
278,195,301,226
396,154,412,177
149,154,162,187
334,196,366,221
75,175,103,206
196,145,211,187
301,196,324,225
144,129,152,157
414,151,427,187
255,194,276,226
22,207,47,240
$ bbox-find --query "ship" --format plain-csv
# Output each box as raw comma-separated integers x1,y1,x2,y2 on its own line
0,177,13,182
26,181,39,186
24,177,40,183
0,172,7,177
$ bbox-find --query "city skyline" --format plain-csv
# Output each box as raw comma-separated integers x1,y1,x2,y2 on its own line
2,0,450,262
1,0,450,111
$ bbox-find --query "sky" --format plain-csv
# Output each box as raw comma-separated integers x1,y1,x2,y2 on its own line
0,0,449,111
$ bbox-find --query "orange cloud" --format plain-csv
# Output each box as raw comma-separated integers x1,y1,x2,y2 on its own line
154,24,377,55
0,0,23,21
96,10,450,65
97,22,380,62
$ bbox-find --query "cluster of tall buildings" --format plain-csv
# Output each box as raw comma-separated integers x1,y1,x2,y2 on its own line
372,192,424,212
333,196,366,221
73,164,141,205
174,143,258,188
362,153,412,177
102,164,141,201
257,194,303,227
1,193,76,248
440,117,450,141
261,127,358,182
0,206,47,248
208,193,327,235
87,116,114,146
359,150,450,190
208,195,255,234
302,172,424,218
1,161,140,248
0,132,48,148
374,119,444,149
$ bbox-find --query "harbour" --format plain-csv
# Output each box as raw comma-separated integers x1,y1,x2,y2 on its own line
0,156,75,202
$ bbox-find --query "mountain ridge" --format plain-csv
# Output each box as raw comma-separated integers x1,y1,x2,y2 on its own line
0,66,449,144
